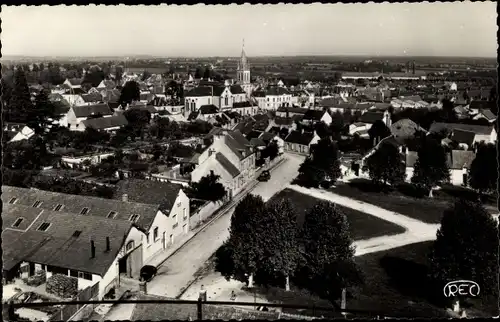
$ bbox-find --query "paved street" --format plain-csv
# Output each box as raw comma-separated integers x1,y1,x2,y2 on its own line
147,153,305,298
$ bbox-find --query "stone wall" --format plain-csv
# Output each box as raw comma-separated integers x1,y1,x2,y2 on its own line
46,274,78,298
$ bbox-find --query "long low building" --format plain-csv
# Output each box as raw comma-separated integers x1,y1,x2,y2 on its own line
2,183,191,299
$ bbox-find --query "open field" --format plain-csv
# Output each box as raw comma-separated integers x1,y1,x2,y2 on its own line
331,179,497,224
268,188,406,241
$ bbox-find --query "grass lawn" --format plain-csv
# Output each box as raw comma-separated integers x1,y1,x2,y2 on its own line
269,188,406,241
351,241,498,318
331,179,497,224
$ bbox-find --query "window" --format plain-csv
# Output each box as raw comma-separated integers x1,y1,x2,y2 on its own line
153,227,159,241
225,97,228,106
41,264,46,271
37,222,51,232
69,270,78,278
32,200,42,208
80,207,89,215
72,230,82,238
107,211,117,219
8,198,17,204
78,272,92,281
183,208,187,220
54,204,63,211
173,214,178,223
146,232,150,244
129,214,140,222
12,218,24,228
126,241,134,251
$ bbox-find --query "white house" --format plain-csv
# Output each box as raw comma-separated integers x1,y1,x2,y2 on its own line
62,94,86,107
184,87,214,113
405,150,476,187
4,123,35,142
283,130,320,155
66,103,114,131
263,86,293,110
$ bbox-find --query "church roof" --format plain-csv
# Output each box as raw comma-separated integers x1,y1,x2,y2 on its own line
238,43,250,71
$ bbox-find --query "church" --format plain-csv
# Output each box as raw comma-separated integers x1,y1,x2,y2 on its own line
236,40,253,98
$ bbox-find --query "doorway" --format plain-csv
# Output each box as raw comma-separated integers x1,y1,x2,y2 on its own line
169,234,174,245
162,232,166,249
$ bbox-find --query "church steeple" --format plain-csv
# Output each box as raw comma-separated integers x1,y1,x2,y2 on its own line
238,39,249,71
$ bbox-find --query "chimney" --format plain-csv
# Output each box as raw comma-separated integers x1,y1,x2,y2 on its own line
105,237,110,252
90,240,96,259
122,194,128,202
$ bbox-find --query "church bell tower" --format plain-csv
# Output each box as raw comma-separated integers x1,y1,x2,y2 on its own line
237,39,252,97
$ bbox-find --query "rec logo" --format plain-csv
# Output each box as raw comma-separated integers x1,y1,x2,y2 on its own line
443,280,480,298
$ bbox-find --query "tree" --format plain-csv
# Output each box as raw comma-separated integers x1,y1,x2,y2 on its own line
260,198,299,291
368,120,391,146
123,108,152,137
262,140,279,161
440,99,457,123
329,111,345,139
428,200,498,312
224,194,267,287
119,81,140,106
7,69,32,123
194,68,203,79
365,142,405,187
203,67,211,80
188,172,227,202
296,201,361,305
296,137,342,188
469,143,497,198
29,90,59,134
141,70,152,81
411,136,450,197
315,121,332,139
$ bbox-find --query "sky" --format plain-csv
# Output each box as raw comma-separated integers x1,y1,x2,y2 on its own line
1,3,497,58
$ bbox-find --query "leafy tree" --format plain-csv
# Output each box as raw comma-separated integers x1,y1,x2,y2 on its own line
224,194,267,287
329,111,345,139
296,137,342,188
124,108,152,137
261,140,279,161
315,121,332,139
366,142,405,187
141,70,152,81
119,80,140,106
29,90,59,134
296,201,361,305
203,67,211,80
7,69,32,123
368,120,391,146
428,200,498,311
260,198,299,291
188,172,227,203
411,136,450,197
3,137,51,171
440,99,458,123
469,143,497,198
194,68,203,79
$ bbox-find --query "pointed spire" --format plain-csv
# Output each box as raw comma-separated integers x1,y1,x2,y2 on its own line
239,38,249,71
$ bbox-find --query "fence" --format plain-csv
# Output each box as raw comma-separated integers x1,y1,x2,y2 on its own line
48,282,99,321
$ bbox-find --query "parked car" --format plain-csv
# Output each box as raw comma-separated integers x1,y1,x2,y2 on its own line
257,170,271,182
140,265,157,282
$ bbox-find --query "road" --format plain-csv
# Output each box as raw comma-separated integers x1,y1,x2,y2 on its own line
147,153,305,298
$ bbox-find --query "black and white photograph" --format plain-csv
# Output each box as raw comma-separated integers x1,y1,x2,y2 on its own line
1,2,498,321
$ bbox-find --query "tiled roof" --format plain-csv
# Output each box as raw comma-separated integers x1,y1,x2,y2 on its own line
451,129,476,147
1,186,160,232
230,85,246,94
130,293,281,321
302,109,326,121
224,131,253,160
285,130,315,145
358,111,384,124
185,86,213,97
478,109,496,121
469,100,496,111
259,131,277,143
250,138,266,147
429,122,494,135
114,179,183,213
82,114,128,130
215,152,240,178
2,203,132,275
266,86,290,96
81,93,104,103
199,104,219,114
129,105,157,113
246,130,263,141
232,101,254,108
72,103,113,118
